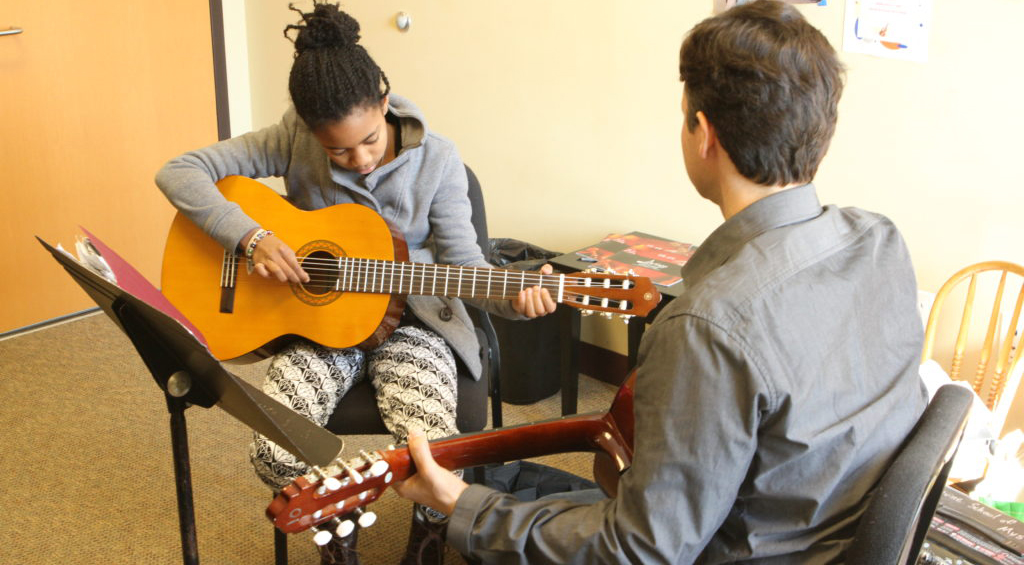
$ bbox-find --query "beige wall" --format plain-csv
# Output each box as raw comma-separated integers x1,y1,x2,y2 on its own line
222,0,253,136
230,1,1024,429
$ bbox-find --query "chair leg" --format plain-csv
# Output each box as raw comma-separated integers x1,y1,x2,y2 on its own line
478,318,503,429
274,526,288,565
489,367,503,429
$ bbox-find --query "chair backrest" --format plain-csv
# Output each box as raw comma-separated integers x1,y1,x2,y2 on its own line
921,261,1024,436
462,164,503,428
845,384,974,565
464,165,490,258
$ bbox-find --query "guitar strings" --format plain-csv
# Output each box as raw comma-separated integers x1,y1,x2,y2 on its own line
236,274,628,296
231,256,630,288
219,255,640,311
294,257,629,285
226,276,634,310
225,267,635,307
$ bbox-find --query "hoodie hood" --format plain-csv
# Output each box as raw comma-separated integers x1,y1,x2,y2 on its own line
387,94,427,151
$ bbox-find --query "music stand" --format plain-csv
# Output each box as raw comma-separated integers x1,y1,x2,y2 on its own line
38,230,344,565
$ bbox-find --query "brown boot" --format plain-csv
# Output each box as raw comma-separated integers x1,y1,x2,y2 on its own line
318,526,360,565
399,505,448,565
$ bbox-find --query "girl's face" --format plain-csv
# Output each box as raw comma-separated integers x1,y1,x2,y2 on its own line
313,97,390,175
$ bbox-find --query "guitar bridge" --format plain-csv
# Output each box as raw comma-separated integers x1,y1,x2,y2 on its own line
220,250,238,313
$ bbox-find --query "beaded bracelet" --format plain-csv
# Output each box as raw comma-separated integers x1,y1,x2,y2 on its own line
245,228,273,273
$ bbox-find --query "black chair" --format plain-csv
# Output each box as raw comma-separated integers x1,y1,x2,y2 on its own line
846,384,974,564
273,165,503,564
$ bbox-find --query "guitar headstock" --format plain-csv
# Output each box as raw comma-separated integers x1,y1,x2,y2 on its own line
267,448,406,543
561,270,662,320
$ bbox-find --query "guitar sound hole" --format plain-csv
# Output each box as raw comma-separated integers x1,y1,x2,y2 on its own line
300,250,340,296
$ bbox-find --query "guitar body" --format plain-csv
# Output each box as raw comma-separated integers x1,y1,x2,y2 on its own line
592,369,636,497
161,176,407,361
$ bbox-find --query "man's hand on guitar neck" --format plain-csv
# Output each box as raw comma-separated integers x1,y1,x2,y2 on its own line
392,427,469,516
242,227,310,284
512,263,557,318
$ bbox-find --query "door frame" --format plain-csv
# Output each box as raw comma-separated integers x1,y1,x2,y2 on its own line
208,0,231,142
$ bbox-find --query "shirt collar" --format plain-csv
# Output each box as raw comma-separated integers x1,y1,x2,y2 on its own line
680,183,823,283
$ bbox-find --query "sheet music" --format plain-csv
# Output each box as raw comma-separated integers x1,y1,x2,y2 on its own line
79,227,208,346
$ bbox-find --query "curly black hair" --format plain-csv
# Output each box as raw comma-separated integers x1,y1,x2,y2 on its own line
284,2,391,131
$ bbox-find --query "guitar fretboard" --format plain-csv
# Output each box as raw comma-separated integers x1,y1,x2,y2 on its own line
318,257,562,301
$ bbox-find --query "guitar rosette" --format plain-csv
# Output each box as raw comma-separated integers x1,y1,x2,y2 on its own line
293,240,347,306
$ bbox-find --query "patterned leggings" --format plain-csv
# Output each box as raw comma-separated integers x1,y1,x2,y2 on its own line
249,325,459,490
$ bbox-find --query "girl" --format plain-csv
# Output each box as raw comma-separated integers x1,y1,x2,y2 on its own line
155,3,554,563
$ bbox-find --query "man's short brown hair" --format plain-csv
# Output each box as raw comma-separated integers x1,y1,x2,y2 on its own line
679,0,844,186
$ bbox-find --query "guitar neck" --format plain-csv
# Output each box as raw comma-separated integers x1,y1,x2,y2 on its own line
379,412,627,481
312,258,557,301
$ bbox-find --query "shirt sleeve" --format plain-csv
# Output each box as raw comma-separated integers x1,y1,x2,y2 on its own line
447,312,765,564
154,111,297,251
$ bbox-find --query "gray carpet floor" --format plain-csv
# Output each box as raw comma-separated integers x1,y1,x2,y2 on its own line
0,312,617,564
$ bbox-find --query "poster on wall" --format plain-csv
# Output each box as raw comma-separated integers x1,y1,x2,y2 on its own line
843,0,932,62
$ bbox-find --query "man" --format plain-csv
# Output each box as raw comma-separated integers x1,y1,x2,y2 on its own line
394,1,927,562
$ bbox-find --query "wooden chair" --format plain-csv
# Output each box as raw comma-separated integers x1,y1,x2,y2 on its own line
921,261,1024,437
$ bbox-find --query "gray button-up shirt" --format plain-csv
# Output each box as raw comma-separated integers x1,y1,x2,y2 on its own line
449,184,927,563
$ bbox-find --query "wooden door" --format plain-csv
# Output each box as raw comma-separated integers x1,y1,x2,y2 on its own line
0,1,219,333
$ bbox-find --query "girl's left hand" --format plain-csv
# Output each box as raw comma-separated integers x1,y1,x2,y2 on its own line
512,263,558,318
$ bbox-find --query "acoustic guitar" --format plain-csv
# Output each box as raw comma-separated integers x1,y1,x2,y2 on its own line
267,370,636,540
162,176,661,361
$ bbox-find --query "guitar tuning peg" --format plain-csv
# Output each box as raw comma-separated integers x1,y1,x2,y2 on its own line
619,314,632,324
601,312,613,319
354,508,378,528
339,460,364,484
312,465,343,491
580,309,594,317
311,526,334,546
368,459,390,478
332,517,355,539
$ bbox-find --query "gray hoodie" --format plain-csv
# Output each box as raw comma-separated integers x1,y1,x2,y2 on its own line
155,94,520,378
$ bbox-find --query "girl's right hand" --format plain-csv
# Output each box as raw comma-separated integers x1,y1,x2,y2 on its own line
248,232,310,284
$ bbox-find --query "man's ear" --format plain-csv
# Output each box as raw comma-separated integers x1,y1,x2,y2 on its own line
695,110,716,159
380,95,390,113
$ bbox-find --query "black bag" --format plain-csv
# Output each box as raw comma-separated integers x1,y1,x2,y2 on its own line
485,238,565,404
486,238,561,271
476,460,598,502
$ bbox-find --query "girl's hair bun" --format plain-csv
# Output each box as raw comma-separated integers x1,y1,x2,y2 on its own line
286,2,361,54
285,1,390,129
